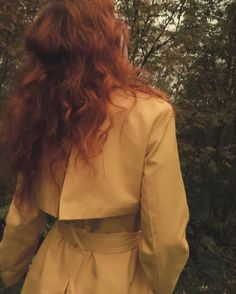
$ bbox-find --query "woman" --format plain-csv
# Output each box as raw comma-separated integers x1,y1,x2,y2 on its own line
0,0,190,293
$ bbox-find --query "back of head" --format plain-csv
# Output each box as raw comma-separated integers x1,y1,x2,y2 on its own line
26,0,127,74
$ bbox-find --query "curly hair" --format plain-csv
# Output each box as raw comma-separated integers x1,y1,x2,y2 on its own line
0,0,173,211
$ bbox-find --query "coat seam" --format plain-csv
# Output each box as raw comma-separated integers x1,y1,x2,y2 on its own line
58,143,73,217
143,113,173,294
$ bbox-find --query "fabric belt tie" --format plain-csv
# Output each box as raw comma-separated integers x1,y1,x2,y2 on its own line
56,220,141,256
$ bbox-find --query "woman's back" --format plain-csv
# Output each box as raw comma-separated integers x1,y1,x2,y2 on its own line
0,89,189,293
33,89,172,219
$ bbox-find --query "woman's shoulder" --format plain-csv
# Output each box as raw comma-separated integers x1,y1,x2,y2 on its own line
110,87,173,119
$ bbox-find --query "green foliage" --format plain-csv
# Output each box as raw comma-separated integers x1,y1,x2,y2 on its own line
1,0,236,293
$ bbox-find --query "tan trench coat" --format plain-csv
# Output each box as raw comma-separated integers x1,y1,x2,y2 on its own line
0,90,190,294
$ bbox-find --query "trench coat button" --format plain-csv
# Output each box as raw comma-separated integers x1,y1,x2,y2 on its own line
83,221,91,231
84,224,91,231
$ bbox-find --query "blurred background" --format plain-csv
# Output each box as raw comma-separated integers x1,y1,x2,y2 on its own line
0,0,236,293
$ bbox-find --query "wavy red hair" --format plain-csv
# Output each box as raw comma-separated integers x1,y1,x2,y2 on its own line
0,0,173,211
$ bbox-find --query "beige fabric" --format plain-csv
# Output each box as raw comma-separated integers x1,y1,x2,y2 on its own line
21,218,154,294
0,90,190,293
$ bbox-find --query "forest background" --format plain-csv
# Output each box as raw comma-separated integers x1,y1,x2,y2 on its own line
0,0,235,293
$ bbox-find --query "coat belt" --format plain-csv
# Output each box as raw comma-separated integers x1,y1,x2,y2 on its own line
55,220,141,256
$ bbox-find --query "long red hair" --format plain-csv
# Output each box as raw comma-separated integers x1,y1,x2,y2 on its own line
0,0,172,211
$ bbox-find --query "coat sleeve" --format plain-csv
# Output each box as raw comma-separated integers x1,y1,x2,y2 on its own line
0,174,46,288
138,103,190,294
